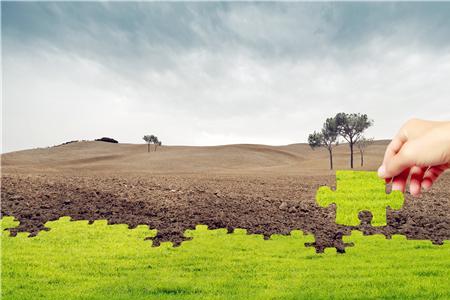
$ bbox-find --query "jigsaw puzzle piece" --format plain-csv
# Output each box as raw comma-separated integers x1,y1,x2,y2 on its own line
316,171,404,226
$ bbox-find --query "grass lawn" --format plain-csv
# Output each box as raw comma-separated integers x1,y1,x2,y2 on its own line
316,171,404,226
1,216,449,300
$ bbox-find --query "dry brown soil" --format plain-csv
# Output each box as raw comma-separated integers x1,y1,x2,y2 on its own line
1,141,449,252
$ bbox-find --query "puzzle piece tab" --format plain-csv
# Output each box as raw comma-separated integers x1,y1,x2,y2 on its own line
316,171,404,226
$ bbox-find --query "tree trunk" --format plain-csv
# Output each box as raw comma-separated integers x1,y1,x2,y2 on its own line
360,149,364,167
154,144,157,152
328,148,333,170
350,140,354,169
147,143,150,153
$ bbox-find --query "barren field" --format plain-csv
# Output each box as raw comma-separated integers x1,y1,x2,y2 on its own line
2,141,449,252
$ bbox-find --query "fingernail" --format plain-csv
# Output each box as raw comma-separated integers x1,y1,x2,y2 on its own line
410,186,420,197
392,182,402,192
421,181,431,190
377,165,386,178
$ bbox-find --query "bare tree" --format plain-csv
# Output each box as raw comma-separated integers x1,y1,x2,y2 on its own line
357,137,374,167
335,113,373,168
308,118,339,170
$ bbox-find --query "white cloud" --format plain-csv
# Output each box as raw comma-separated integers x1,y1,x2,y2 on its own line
3,39,450,153
2,3,450,152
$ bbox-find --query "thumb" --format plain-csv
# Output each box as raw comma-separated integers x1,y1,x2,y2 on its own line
379,142,416,178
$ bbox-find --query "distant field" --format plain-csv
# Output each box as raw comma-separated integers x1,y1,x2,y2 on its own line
2,216,450,300
1,140,390,175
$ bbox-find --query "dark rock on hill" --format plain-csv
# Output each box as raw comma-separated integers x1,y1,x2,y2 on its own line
95,137,118,143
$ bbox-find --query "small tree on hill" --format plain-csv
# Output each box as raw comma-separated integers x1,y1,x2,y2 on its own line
143,134,156,153
143,135,161,152
357,137,374,167
335,113,373,169
308,118,339,170
153,136,160,152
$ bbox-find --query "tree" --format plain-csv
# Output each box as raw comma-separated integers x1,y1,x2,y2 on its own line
308,117,339,170
335,113,373,169
356,137,374,167
153,136,160,152
143,134,156,153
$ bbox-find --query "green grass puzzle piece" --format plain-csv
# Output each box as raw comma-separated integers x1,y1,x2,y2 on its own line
316,170,404,226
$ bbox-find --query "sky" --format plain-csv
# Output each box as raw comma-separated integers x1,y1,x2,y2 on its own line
2,2,450,153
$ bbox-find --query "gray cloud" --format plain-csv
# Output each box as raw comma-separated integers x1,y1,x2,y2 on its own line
2,2,450,152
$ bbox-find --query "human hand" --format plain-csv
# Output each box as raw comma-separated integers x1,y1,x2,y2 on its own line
377,119,450,196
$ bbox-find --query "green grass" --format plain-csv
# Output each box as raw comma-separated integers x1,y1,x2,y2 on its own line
316,171,404,226
2,216,449,300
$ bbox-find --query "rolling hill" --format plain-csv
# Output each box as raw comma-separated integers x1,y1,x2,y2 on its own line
1,140,389,175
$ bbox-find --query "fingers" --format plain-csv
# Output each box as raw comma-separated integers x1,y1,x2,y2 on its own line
391,168,410,193
388,164,447,196
378,119,450,195
381,142,416,179
409,166,426,196
382,136,407,167
421,164,448,190
378,136,407,179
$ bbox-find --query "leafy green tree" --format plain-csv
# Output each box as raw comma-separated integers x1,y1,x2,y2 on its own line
153,136,160,152
308,118,339,170
357,137,374,167
143,134,156,153
335,113,373,168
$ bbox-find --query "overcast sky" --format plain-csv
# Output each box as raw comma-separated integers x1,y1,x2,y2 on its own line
2,2,450,153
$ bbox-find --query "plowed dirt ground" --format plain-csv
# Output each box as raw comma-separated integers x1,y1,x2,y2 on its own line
2,141,449,252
